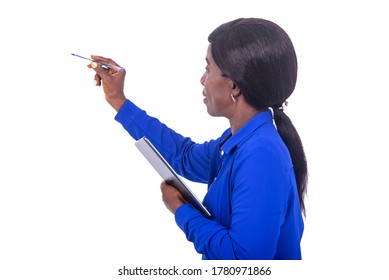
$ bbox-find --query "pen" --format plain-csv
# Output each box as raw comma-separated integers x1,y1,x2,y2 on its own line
71,53,125,72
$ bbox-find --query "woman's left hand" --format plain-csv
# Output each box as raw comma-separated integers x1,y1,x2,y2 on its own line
160,182,187,214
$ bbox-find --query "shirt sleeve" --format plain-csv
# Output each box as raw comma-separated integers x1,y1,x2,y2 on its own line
175,204,238,259
114,99,212,183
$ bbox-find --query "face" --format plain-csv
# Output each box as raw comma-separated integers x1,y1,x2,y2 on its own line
200,44,234,117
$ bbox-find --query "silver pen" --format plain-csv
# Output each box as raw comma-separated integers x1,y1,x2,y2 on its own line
71,53,125,72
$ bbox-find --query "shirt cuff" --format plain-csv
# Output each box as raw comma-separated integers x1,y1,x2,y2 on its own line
175,203,202,232
114,99,137,124
114,99,147,140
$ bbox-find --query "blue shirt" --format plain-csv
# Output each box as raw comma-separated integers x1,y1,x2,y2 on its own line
115,99,304,260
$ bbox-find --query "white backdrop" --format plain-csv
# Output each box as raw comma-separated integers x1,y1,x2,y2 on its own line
1,0,388,279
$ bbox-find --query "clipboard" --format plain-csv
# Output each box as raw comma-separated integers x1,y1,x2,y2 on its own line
135,136,211,218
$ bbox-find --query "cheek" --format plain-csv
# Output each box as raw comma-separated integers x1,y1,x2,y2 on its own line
203,73,231,108
207,86,231,112
205,76,227,97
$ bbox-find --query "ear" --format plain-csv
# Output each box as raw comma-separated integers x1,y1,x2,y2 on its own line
231,82,240,95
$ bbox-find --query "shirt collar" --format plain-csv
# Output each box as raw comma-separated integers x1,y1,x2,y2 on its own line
221,109,273,154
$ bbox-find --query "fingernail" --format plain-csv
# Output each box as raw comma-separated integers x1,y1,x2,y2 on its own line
91,62,98,69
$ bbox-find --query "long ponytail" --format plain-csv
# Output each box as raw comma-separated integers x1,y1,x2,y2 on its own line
273,108,308,216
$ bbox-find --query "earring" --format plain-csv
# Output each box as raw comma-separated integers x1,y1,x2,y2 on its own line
230,93,236,103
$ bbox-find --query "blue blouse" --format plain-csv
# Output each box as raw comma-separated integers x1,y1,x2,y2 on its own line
115,99,304,260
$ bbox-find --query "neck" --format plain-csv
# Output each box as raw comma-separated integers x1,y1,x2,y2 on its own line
229,104,260,134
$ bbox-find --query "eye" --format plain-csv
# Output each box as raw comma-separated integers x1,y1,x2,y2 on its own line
205,66,210,73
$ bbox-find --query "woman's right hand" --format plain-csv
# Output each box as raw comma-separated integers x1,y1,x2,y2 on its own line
88,55,127,112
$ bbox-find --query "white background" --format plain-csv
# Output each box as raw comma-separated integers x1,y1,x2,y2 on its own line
0,0,388,279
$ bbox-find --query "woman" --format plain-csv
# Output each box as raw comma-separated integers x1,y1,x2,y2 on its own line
88,18,308,260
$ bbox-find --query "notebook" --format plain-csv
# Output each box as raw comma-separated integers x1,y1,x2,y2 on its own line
135,136,211,218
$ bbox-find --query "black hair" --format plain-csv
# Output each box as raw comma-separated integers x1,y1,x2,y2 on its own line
208,18,308,215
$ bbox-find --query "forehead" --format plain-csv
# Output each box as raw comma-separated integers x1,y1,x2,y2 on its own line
206,44,215,65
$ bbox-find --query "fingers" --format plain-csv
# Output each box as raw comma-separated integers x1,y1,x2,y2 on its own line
160,182,171,194
160,182,187,214
94,73,101,86
90,61,109,78
160,182,177,193
88,55,124,85
87,61,104,85
91,55,119,66
160,182,185,201
91,55,123,72
89,61,114,87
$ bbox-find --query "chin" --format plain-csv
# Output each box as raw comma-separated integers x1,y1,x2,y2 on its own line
206,108,218,117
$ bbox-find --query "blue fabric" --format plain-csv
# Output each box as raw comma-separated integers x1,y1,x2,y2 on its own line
115,99,304,260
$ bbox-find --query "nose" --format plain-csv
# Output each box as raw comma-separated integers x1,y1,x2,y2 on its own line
200,72,206,86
